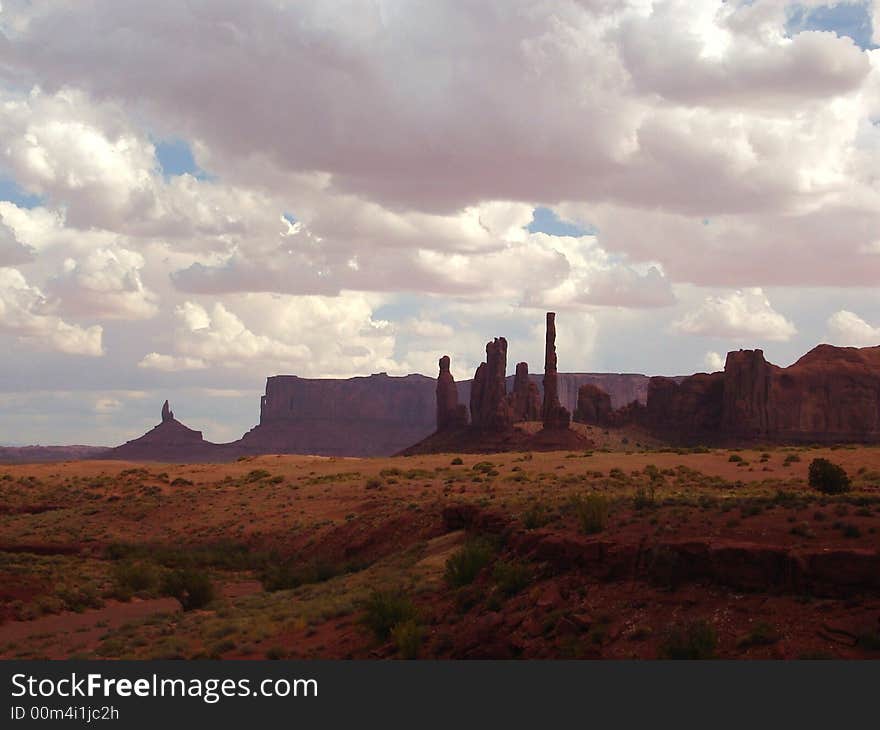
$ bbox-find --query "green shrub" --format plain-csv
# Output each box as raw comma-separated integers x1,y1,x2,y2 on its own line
728,454,743,463
444,539,495,587
492,560,531,596
573,494,609,535
633,485,657,511
522,503,551,530
737,622,780,649
361,590,417,641
111,560,161,600
450,457,464,466
161,568,215,611
259,559,343,591
391,619,424,659
659,620,717,659
808,458,851,494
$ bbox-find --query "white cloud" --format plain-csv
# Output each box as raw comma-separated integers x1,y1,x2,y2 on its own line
827,309,880,347
703,350,725,372
138,353,207,372
674,287,796,341
0,217,33,265
47,246,158,319
94,397,122,413
0,267,103,355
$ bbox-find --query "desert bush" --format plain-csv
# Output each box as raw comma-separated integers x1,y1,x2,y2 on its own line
659,620,717,659
161,568,215,611
737,622,780,649
573,494,609,534
360,590,417,641
391,619,424,659
471,461,495,474
444,539,495,587
259,558,343,591
492,560,531,596
111,560,161,600
450,457,464,465
728,454,743,463
633,485,657,511
522,503,552,530
808,458,851,494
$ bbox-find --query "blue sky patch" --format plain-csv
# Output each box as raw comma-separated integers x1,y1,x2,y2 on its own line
154,138,210,180
0,175,44,208
786,1,877,50
528,207,596,237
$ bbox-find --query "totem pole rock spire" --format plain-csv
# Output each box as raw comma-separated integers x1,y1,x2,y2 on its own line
542,312,571,430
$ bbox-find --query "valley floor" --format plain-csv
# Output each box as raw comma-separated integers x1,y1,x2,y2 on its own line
1,443,880,659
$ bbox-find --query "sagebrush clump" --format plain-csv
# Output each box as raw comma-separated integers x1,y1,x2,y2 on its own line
808,458,851,494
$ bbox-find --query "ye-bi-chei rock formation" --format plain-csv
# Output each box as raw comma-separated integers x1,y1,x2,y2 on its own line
541,312,571,430
576,344,880,445
401,312,592,454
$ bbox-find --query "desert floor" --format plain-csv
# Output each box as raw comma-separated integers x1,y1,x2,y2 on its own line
2,439,880,659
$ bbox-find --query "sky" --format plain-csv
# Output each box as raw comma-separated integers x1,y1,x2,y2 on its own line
3,0,880,445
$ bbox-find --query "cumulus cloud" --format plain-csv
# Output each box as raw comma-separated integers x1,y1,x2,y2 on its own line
46,246,158,319
0,217,34,265
0,267,103,355
1,0,880,445
138,353,207,372
143,294,402,377
827,309,880,347
674,288,797,341
703,350,725,372
620,4,870,107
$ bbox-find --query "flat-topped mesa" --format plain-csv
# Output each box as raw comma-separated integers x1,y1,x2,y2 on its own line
470,338,514,432
573,383,612,427
542,312,571,430
161,400,173,422
509,361,541,422
721,349,772,437
436,355,468,431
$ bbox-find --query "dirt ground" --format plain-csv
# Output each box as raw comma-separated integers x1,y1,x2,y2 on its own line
1,442,879,659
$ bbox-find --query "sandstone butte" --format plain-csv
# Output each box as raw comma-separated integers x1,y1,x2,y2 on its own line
73,323,880,464
574,344,880,445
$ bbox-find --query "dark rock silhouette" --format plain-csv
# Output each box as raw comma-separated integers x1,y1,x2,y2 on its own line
403,314,592,455
436,355,468,431
573,384,613,427
602,344,880,444
106,402,225,462
541,312,571,430
470,338,514,432
509,362,541,422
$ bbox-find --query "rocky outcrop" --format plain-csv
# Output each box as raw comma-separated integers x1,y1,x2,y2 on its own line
541,312,571,430
509,362,541,422
436,355,468,431
573,384,613,427
642,373,725,440
722,350,773,436
245,372,437,457
470,338,514,432
601,344,880,444
105,401,229,462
